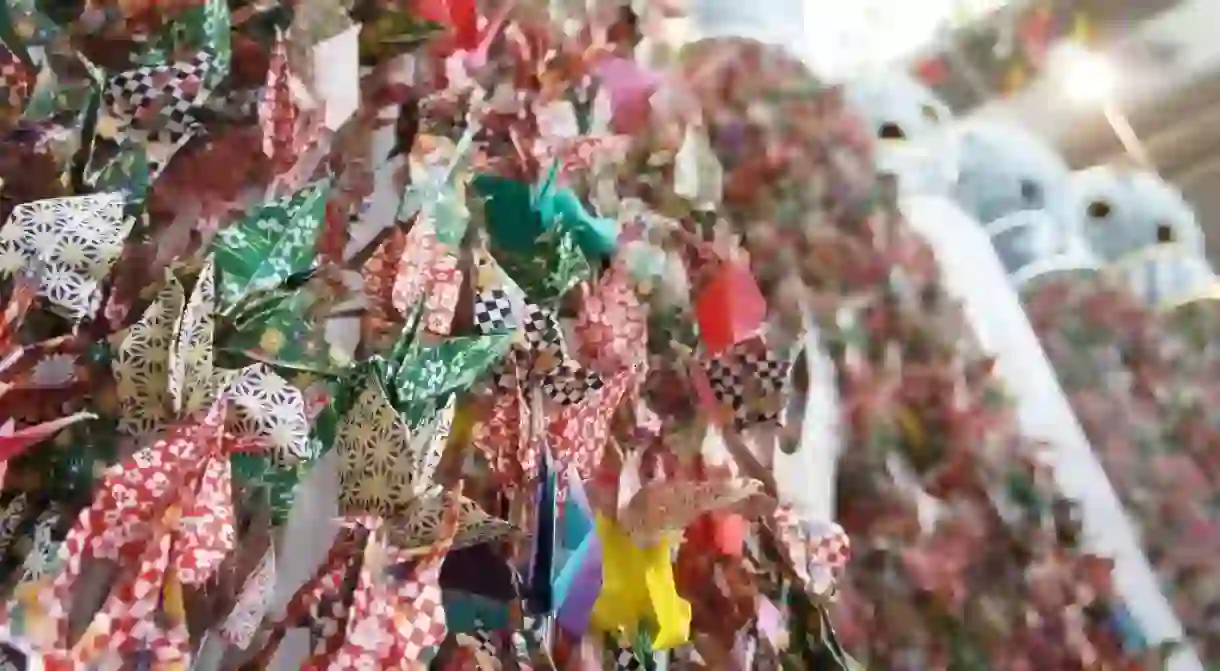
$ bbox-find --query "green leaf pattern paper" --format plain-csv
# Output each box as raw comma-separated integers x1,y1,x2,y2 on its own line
212,181,329,309
138,0,232,83
401,132,478,246
392,333,513,416
22,63,96,123
233,447,319,526
223,288,341,374
493,228,591,305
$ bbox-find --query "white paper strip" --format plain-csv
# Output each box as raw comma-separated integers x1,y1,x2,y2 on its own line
902,194,1202,671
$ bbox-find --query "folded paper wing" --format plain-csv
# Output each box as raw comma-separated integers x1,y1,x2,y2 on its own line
619,476,762,547
0,412,94,462
113,257,312,465
0,193,130,322
695,261,766,356
249,493,465,667
10,409,235,667
335,368,513,550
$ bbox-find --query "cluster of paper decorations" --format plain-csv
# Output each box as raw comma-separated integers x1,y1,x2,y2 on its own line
851,69,1219,658
0,0,870,668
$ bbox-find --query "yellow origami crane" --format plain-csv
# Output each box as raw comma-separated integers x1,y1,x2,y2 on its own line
589,448,763,650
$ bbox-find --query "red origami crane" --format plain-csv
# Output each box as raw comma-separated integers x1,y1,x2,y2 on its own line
0,271,94,465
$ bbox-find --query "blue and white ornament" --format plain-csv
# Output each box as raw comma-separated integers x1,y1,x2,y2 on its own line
952,121,1072,226
1105,243,1220,311
986,209,1100,287
1059,165,1205,264
843,72,959,196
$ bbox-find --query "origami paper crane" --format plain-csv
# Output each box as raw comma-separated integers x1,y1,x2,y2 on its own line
527,95,629,183
211,180,328,309
206,180,344,375
244,328,514,666
6,405,245,667
251,498,462,668
335,366,512,550
80,0,231,198
362,133,475,342
471,170,600,304
472,245,604,406
552,467,602,638
0,192,131,322
476,162,619,265
471,247,635,483
113,257,311,461
588,446,764,652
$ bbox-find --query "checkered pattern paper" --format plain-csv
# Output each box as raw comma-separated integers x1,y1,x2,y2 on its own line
471,283,603,407
249,503,461,668
0,47,32,115
613,647,646,670
473,289,518,333
450,623,502,669
540,360,605,406
704,338,794,430
18,411,233,668
770,506,850,599
103,53,215,144
521,303,603,405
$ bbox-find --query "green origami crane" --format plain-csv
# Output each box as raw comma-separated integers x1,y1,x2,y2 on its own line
472,162,619,303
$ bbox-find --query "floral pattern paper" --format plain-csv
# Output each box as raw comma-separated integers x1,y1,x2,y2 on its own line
220,544,277,649
7,409,234,667
211,180,328,308
114,259,304,455
252,505,459,668
391,214,464,337
0,193,130,322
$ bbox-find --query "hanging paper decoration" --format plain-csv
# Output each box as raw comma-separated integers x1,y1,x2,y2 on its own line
0,193,130,322
260,28,323,179
211,180,329,308
0,0,1171,668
